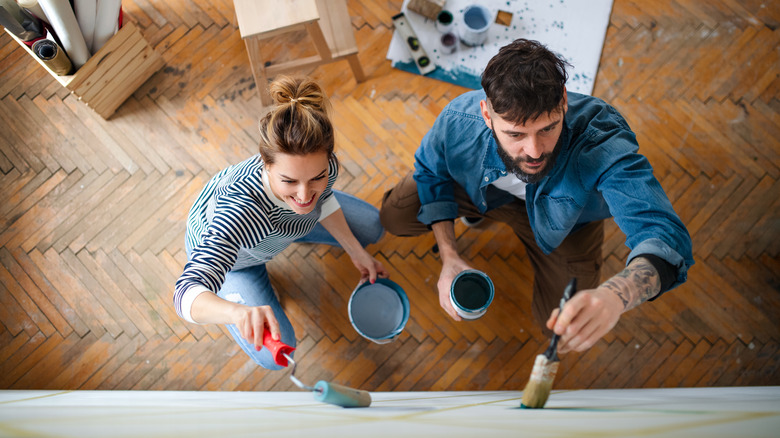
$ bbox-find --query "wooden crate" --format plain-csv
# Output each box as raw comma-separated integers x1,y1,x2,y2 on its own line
7,21,164,119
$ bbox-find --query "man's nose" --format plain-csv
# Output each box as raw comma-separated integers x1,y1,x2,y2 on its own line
524,136,543,159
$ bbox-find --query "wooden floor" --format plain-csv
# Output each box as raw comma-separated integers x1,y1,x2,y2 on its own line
0,0,778,392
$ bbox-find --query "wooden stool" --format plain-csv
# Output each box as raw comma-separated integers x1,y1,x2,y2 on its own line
232,0,366,105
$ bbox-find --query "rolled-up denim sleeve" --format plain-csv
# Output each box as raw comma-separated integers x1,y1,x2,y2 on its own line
413,115,459,225
580,118,694,293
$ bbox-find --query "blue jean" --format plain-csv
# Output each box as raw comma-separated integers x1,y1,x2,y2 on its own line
186,190,384,370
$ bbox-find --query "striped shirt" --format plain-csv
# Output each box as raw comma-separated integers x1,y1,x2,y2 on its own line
174,154,340,323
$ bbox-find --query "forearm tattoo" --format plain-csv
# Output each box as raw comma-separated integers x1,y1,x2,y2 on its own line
601,257,661,311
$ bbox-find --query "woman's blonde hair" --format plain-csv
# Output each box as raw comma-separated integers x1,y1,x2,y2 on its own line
257,75,334,165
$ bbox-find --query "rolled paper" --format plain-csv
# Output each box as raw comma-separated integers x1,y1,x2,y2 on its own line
33,36,73,75
74,0,96,53
17,0,50,24
0,0,44,41
0,0,23,22
0,7,28,38
92,0,121,53
37,0,90,68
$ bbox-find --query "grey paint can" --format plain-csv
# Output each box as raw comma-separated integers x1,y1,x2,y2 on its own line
349,278,410,344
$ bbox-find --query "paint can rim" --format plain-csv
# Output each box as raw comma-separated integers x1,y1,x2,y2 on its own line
348,278,410,344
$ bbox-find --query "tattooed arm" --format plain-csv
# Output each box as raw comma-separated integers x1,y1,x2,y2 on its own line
546,257,661,353
603,257,662,312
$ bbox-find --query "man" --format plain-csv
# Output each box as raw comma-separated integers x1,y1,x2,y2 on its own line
379,39,693,353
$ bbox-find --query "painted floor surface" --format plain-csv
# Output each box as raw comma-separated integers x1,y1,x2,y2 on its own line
0,387,778,437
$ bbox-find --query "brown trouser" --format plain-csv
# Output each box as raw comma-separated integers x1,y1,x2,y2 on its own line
380,172,603,333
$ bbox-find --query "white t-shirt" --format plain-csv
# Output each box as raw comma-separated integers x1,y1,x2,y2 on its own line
491,174,527,200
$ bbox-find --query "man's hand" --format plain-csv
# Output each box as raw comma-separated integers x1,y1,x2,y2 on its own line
437,257,474,321
546,257,662,353
546,287,623,353
431,220,473,321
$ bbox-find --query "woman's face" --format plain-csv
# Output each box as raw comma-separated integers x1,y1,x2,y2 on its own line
265,152,330,215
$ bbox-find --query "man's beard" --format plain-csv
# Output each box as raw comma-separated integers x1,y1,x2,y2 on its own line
493,130,561,184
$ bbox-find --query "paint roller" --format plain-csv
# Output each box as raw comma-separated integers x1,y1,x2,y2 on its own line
262,331,372,408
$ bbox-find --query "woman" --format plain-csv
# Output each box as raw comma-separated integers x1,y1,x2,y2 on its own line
174,75,387,370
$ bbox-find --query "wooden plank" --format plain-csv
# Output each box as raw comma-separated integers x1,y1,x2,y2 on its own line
0,169,76,248
21,170,128,253
0,256,56,336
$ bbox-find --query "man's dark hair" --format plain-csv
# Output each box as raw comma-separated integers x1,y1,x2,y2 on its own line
481,39,571,125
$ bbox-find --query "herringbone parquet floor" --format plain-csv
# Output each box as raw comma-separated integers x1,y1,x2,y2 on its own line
1,0,778,392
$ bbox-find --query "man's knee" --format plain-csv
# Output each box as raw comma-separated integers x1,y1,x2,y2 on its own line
379,174,427,236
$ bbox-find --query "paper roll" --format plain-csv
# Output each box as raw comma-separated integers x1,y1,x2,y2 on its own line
17,0,50,24
33,36,73,75
92,0,121,53
74,0,96,53
37,0,90,68
0,0,44,41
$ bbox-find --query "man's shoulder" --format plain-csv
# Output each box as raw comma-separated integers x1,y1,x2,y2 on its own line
443,89,486,118
566,92,631,133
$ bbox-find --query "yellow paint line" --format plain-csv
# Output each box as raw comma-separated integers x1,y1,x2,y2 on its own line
0,391,73,405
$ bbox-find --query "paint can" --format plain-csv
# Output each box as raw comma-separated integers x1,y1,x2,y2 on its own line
459,4,492,46
348,278,409,344
440,32,458,55
435,10,454,33
450,269,494,319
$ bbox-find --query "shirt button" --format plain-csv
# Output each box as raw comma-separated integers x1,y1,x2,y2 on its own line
484,177,489,181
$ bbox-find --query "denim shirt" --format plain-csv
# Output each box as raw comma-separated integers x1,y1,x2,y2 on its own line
413,90,694,291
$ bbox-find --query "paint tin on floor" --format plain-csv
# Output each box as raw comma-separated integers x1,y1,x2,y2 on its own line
349,278,409,344
435,10,454,33
459,4,492,46
440,32,458,54
450,269,494,319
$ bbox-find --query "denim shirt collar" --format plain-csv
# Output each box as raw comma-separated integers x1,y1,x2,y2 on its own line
482,134,507,184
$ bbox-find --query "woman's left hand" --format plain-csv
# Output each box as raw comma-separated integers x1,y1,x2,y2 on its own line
350,250,389,284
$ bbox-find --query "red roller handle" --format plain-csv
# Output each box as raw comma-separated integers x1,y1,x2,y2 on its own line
262,330,295,367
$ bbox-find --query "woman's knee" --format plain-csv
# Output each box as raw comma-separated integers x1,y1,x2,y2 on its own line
332,190,386,245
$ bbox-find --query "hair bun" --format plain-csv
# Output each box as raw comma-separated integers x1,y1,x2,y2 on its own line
268,75,328,113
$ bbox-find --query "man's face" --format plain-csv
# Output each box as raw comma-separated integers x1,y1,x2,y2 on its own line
480,98,566,183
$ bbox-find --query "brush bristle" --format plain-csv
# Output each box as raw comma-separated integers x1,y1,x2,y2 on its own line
520,354,560,409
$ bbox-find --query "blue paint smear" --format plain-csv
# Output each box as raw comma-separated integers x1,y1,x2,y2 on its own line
392,61,483,90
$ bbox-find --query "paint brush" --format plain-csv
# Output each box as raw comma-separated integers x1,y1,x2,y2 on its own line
263,331,372,407
520,278,577,409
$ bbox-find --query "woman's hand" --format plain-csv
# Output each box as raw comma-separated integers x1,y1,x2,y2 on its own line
232,305,280,351
350,249,389,284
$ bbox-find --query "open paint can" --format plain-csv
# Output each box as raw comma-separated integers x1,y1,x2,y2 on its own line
450,269,494,319
435,10,454,33
348,278,409,344
459,4,492,46
440,32,458,54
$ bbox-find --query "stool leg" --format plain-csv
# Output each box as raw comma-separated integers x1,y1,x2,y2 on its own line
305,22,333,62
346,53,366,82
244,37,271,106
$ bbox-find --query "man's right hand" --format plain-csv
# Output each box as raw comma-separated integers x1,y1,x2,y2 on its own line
431,220,473,321
438,257,473,321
